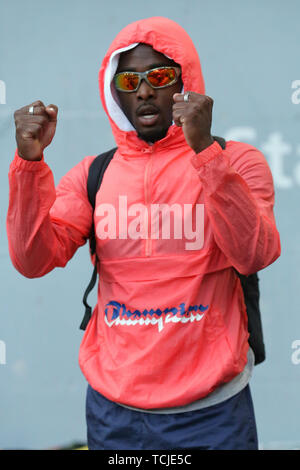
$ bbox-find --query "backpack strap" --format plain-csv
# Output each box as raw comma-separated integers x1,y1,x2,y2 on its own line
236,272,265,365
87,147,118,256
212,135,226,149
80,147,117,330
214,135,265,364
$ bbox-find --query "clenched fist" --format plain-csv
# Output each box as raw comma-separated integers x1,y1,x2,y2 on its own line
173,92,214,154
14,100,58,161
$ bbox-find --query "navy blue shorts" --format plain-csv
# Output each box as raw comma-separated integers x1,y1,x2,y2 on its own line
86,384,258,450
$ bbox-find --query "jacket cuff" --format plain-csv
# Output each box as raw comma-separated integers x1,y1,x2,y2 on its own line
11,149,46,172
190,140,223,169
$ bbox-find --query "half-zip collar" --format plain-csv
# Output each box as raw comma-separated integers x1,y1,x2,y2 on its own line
118,124,187,158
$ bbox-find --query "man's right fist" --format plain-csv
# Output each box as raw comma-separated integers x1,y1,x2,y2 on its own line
14,101,58,161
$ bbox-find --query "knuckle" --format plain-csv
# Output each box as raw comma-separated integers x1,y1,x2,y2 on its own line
14,108,23,121
33,100,44,107
193,103,202,113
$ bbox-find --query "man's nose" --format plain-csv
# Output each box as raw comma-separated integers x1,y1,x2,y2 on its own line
136,79,156,100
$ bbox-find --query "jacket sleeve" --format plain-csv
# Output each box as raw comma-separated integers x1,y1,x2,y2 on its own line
191,140,281,275
6,150,94,278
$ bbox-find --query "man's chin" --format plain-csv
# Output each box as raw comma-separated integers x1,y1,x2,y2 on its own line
137,126,169,144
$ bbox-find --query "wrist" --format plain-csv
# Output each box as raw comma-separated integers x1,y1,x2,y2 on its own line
17,149,43,161
193,135,214,154
11,148,46,172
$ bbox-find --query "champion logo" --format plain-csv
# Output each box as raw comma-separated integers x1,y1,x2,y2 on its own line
104,300,209,332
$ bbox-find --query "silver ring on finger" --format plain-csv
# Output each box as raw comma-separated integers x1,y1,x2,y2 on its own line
183,92,190,103
28,106,34,115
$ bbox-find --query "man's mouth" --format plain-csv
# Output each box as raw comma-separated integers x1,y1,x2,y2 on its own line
136,105,160,127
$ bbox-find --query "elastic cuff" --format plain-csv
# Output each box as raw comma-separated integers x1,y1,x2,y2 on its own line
11,149,46,171
190,140,223,169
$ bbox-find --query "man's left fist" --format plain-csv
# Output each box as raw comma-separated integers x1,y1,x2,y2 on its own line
173,91,214,153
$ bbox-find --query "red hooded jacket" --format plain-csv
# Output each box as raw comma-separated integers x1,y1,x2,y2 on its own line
7,17,281,409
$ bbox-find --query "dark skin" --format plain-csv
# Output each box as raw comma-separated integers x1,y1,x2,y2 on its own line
115,44,183,143
116,44,214,152
13,43,213,161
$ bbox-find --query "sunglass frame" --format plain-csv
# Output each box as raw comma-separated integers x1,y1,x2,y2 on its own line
114,66,181,93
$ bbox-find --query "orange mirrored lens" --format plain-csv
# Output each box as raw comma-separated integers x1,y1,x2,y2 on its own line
115,72,140,91
147,68,176,87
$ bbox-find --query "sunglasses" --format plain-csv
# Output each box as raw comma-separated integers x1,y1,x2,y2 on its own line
114,66,181,92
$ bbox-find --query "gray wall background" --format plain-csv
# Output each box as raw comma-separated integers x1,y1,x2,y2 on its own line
0,0,299,450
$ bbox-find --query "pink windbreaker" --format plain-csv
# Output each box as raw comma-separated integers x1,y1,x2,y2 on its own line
7,17,281,409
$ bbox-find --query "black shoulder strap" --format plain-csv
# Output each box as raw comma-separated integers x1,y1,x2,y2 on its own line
213,136,265,364
87,147,117,255
80,147,117,330
236,272,265,365
213,135,226,149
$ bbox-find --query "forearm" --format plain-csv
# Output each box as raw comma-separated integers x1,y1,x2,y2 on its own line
6,151,89,278
191,141,281,275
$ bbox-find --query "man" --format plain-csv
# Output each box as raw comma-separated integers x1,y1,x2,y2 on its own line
7,17,281,450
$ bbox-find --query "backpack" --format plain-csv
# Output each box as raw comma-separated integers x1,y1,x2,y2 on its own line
80,137,266,366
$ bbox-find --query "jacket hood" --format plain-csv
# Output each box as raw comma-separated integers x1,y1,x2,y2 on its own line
98,17,205,151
